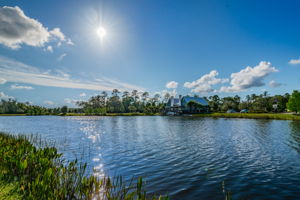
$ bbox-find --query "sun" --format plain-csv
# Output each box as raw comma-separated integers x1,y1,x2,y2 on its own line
96,27,107,39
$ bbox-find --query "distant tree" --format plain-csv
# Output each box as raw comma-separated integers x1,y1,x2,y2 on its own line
107,90,123,113
122,93,134,113
61,106,68,114
220,97,239,112
153,94,161,106
128,105,137,112
246,95,251,102
250,94,257,101
131,90,139,102
187,101,203,113
142,92,149,102
271,95,289,112
111,89,120,98
287,90,300,114
238,102,249,110
122,91,130,98
163,93,171,102
101,91,108,102
208,95,220,112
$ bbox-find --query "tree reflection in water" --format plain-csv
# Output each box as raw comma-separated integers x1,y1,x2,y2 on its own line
289,121,300,153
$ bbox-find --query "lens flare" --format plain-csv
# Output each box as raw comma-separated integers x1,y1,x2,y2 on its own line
96,27,106,38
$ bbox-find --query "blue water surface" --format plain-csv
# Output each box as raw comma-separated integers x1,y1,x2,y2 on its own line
0,116,300,199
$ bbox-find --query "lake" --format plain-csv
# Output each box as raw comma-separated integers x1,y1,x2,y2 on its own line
0,116,300,199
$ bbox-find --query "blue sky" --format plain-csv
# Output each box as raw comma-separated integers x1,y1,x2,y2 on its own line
0,0,300,107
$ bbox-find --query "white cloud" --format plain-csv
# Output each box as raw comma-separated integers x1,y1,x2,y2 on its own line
64,98,77,105
0,92,13,99
58,53,67,61
46,45,53,53
49,28,74,45
166,81,178,89
289,58,300,65
159,89,177,98
44,100,54,105
268,80,282,88
0,78,6,84
0,56,144,92
220,61,278,93
11,84,33,90
0,6,73,49
66,38,74,46
184,70,228,93
43,69,70,79
49,28,65,41
79,92,86,97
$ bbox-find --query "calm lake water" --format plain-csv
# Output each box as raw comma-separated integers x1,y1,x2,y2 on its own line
1,116,300,199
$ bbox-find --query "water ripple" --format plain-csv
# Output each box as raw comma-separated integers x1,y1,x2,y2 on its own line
1,116,300,199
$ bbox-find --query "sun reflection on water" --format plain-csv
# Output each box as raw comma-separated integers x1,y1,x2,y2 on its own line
77,117,105,178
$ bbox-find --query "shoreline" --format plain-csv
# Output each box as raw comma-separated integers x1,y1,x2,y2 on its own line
191,113,300,121
0,113,158,117
1,113,300,121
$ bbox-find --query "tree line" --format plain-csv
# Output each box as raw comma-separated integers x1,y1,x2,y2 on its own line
0,99,78,115
0,89,300,115
206,90,300,114
76,89,165,115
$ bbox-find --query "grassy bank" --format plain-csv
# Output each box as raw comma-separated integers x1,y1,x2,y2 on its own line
0,132,168,200
192,113,300,120
0,114,27,116
0,113,160,116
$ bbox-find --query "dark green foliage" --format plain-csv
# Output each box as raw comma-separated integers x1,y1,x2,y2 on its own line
0,99,48,115
0,132,168,200
0,90,294,116
61,105,68,114
287,90,300,114
186,100,204,113
207,92,290,113
76,89,165,115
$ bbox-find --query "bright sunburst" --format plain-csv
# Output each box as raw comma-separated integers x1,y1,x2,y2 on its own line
96,26,107,39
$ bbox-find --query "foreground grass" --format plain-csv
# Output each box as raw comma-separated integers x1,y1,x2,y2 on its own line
192,113,300,120
0,132,168,200
0,181,22,200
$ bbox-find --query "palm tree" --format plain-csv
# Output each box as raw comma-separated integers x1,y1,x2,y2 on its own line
142,92,149,102
122,91,130,98
112,89,120,97
131,90,139,102
101,91,108,97
164,93,171,102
